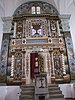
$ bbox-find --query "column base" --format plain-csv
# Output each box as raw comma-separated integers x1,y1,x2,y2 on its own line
7,76,14,85
51,75,55,84
63,75,70,83
21,77,26,85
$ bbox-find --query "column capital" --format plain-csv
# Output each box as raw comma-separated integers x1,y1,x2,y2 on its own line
1,16,13,33
59,14,71,32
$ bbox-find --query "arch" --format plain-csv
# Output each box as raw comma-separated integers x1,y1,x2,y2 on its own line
13,1,59,16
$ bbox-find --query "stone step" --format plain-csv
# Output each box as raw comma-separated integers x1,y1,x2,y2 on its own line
20,95,34,99
20,99,34,100
48,84,58,87
21,91,34,94
48,86,60,90
49,98,65,100
21,85,34,88
20,84,64,100
21,88,34,92
20,85,35,100
20,85,34,88
48,84,64,99
21,86,34,90
49,94,64,99
49,90,62,94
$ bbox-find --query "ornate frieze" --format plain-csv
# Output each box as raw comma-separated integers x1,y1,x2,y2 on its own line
0,33,10,83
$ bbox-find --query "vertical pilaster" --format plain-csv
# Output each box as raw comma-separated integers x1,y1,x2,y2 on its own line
48,19,51,36
21,51,26,84
52,52,55,76
47,52,51,83
57,20,60,35
60,15,75,80
14,22,16,38
23,20,26,38
25,52,30,84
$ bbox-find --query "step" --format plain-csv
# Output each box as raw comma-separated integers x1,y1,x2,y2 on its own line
21,88,34,92
21,86,34,89
49,98,65,100
48,86,60,90
20,99,34,100
49,94,64,99
49,90,62,94
20,85,34,88
21,91,34,94
48,84,58,87
20,95,34,99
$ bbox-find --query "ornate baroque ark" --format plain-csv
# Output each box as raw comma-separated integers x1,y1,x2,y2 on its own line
0,1,75,85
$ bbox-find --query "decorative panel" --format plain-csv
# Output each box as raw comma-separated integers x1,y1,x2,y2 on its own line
53,50,63,79
16,21,23,38
0,33,10,83
50,20,58,36
25,18,48,37
14,50,22,80
64,32,75,79
26,39,48,44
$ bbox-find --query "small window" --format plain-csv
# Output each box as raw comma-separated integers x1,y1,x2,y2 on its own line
32,6,40,14
32,6,35,14
37,6,40,14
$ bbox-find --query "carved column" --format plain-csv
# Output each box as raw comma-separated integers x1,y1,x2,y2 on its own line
23,20,26,38
61,53,66,75
47,52,51,83
48,18,51,36
11,55,14,77
52,52,55,75
61,53,68,82
25,52,30,84
49,50,55,83
21,51,26,84
22,51,26,77
14,22,17,37
57,20,60,35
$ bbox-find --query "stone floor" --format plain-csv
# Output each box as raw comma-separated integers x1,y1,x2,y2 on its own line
65,98,75,100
